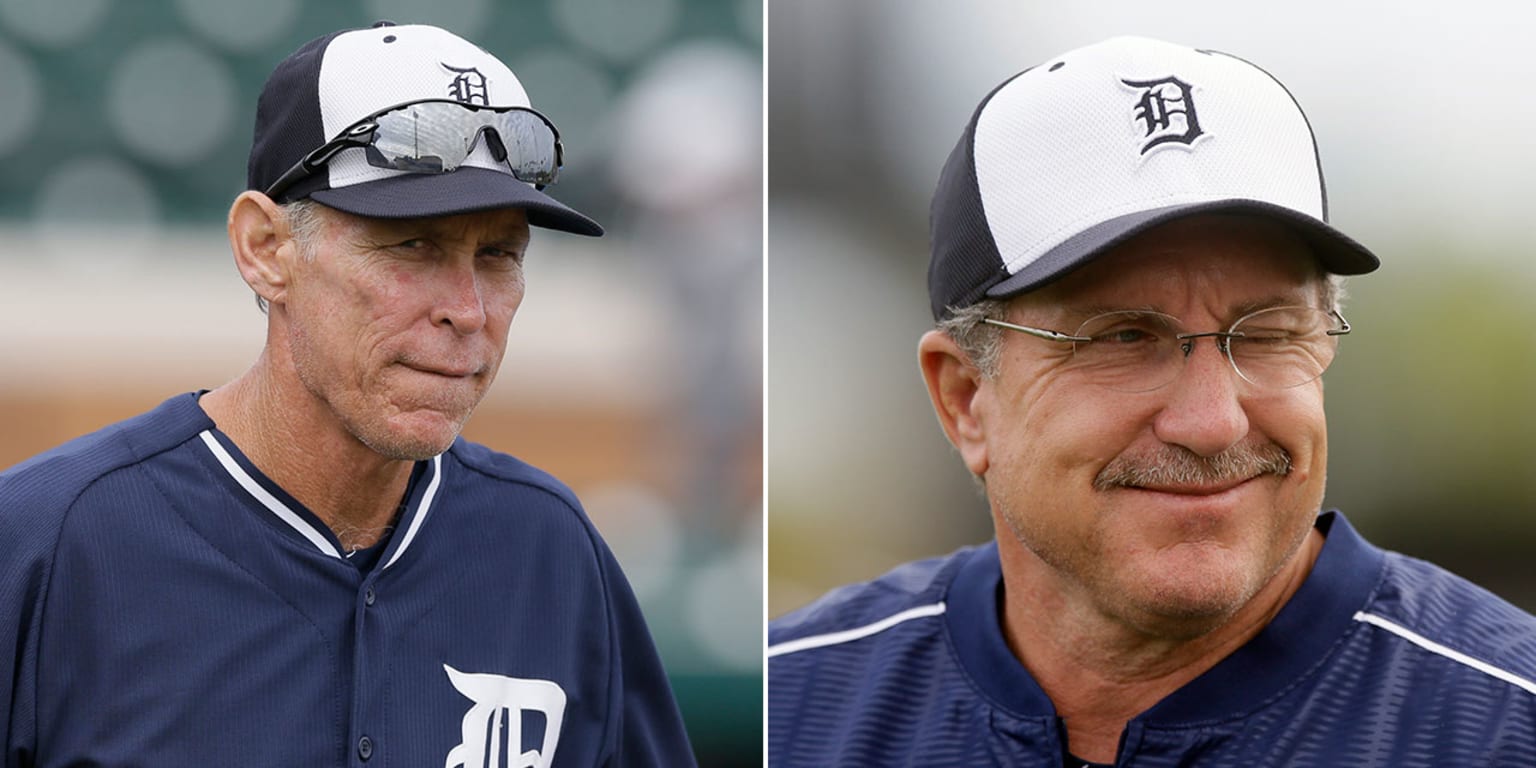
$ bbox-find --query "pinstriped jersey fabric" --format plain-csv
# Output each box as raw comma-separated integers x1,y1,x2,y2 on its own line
768,512,1536,766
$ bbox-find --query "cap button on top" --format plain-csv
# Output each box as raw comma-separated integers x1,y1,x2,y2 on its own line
371,20,396,28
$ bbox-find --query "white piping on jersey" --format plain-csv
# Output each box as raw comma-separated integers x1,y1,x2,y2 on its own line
1353,611,1536,696
199,430,341,558
381,454,441,570
197,430,443,568
768,602,947,659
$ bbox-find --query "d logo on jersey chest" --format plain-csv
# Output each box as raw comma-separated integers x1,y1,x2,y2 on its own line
443,664,566,768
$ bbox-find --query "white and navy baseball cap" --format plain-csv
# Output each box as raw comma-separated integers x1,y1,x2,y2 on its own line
928,36,1378,319
248,21,602,236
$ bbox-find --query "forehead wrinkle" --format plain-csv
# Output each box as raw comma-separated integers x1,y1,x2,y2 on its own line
1009,215,1326,323
1229,291,1319,317
360,209,531,245
1014,279,1321,330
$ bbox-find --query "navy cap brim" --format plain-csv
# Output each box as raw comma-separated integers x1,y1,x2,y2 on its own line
984,200,1380,300
309,166,603,236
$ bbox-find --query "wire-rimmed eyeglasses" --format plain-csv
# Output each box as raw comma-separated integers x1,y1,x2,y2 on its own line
981,306,1352,392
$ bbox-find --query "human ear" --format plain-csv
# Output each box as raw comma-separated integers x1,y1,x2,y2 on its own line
227,191,296,309
918,330,990,477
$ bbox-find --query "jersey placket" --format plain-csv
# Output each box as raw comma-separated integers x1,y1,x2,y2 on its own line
198,429,445,765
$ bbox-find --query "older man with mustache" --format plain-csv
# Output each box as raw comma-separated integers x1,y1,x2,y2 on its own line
768,37,1536,767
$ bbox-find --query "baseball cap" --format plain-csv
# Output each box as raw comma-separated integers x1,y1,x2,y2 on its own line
928,36,1378,320
248,21,602,236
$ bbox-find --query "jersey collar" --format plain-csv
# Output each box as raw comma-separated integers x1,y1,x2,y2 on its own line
945,511,1387,723
195,420,445,572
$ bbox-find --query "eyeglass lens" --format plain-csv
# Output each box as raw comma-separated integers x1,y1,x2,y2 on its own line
1070,307,1341,392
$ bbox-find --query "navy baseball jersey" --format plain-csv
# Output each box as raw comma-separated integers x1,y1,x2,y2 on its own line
0,393,696,767
768,512,1536,766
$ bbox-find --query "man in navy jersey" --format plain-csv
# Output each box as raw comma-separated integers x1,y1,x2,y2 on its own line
0,22,694,767
768,37,1536,766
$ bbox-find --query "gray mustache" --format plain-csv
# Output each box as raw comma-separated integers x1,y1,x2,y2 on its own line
1094,443,1293,491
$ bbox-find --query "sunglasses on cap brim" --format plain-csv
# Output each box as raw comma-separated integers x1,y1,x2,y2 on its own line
264,99,565,202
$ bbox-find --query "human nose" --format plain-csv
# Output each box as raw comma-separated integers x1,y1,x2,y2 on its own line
430,257,487,335
1151,335,1249,457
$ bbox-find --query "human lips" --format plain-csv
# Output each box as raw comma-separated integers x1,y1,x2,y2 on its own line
1122,476,1256,496
399,360,482,378
1111,475,1272,530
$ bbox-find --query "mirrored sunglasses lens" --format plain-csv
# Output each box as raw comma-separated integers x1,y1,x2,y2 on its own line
369,103,558,183
370,103,469,171
483,111,558,184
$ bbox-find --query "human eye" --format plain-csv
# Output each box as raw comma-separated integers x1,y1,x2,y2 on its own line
388,238,430,255
1228,307,1338,386
1233,307,1320,343
1082,313,1171,346
1069,312,1176,388
1095,326,1157,344
477,244,525,267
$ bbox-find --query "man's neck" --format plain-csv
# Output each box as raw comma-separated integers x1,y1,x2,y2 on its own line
199,355,415,550
997,527,1324,763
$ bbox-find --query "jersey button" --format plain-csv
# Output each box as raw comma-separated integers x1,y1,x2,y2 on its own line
365,587,376,606
358,735,374,761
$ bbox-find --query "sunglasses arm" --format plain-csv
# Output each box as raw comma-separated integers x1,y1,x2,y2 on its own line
262,122,378,201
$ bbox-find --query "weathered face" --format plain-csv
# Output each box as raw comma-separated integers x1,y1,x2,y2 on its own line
976,215,1330,634
280,206,531,460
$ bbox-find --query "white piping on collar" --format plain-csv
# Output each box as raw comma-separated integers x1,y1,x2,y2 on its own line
197,430,445,567
198,430,340,558
382,453,442,571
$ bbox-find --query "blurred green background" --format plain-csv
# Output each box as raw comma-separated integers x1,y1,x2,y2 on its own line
0,0,761,764
767,0,1536,620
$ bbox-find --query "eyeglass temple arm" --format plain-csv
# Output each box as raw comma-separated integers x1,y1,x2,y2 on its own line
980,309,1352,343
1326,310,1352,337
980,317,1092,343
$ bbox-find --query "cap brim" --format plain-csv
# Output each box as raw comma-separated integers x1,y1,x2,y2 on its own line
984,200,1379,300
309,167,603,236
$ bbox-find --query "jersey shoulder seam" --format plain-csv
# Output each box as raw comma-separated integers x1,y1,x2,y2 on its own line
25,422,205,745
1353,610,1536,696
45,419,202,561
768,602,948,659
447,444,582,511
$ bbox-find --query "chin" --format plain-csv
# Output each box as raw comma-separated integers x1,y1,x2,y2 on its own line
357,410,470,461
1114,546,1266,632
362,433,457,462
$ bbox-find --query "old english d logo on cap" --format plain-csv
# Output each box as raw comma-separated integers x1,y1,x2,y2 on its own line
247,22,602,234
442,63,490,105
1121,75,1204,154
926,36,1380,320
